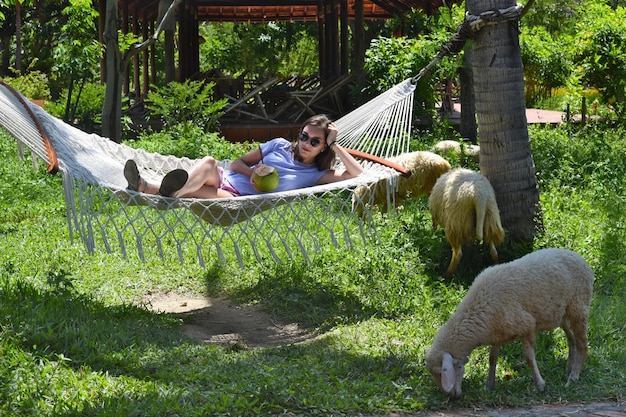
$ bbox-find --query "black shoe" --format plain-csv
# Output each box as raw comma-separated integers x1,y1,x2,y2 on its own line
124,160,142,191
158,169,188,197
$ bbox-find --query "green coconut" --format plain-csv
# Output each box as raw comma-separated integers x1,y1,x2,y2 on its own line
252,164,279,192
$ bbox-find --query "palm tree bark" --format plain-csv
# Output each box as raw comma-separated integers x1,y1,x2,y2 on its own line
467,0,541,241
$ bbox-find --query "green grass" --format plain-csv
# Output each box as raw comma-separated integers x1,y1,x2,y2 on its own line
0,124,625,416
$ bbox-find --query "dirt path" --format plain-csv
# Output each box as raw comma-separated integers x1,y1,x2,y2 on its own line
143,291,317,348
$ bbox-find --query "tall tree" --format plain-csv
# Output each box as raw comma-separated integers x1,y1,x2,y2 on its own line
101,0,181,141
53,0,101,122
0,0,34,73
467,0,541,241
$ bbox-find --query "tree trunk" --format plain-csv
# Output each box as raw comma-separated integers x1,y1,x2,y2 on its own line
467,0,541,241
352,0,366,89
159,0,176,82
102,0,123,141
459,43,477,143
15,0,22,73
101,0,181,141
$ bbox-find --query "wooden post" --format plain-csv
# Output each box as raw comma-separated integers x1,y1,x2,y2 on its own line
581,96,587,128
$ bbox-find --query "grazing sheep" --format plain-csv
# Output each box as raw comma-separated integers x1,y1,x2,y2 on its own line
429,168,504,276
432,140,480,163
425,248,594,398
352,151,451,215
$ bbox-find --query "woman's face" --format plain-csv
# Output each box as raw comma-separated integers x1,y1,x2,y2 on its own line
297,125,327,163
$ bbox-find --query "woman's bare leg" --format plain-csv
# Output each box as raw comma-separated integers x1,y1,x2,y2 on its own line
174,157,231,198
182,185,235,199
125,157,235,198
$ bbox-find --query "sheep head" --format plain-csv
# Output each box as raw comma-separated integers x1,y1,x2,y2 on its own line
425,351,466,399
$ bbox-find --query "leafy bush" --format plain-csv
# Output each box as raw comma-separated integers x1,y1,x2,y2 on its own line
145,79,228,132
199,21,319,78
3,67,51,101
573,4,626,120
520,27,570,107
363,36,456,119
131,124,256,160
45,82,105,133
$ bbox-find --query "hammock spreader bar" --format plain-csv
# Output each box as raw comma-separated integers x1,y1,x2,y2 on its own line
0,80,59,174
344,148,411,177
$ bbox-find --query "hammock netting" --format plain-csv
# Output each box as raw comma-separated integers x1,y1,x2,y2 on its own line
0,79,415,266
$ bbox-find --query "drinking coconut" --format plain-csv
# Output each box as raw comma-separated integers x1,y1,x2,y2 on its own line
252,164,279,192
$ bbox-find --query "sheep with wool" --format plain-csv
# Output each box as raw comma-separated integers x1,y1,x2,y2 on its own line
432,140,480,163
428,167,504,276
352,151,451,215
425,248,594,399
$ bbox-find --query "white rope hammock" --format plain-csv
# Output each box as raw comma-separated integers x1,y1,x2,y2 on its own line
0,79,415,266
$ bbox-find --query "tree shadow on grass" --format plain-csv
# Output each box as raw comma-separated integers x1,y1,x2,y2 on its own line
0,270,453,416
0,273,182,377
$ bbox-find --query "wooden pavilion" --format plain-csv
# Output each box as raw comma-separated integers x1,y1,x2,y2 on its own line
104,0,456,91
101,0,459,139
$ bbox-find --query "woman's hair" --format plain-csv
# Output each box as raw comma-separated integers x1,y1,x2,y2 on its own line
293,114,336,170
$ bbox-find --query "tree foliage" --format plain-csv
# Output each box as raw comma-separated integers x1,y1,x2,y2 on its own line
1,0,625,129
199,21,319,78
520,0,626,122
52,0,101,121
572,3,626,119
361,4,463,118
145,79,227,132
520,27,570,105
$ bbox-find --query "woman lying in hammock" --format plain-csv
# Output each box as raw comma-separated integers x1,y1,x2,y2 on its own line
124,114,364,198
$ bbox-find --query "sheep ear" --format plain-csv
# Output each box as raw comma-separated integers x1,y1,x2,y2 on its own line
441,352,457,394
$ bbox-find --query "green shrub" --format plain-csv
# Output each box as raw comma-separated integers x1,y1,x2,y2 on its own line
520,27,570,107
45,82,105,133
3,67,51,101
131,124,256,160
363,36,454,120
572,3,626,121
145,79,228,132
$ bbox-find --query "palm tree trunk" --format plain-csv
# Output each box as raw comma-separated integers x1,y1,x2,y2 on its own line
467,0,541,241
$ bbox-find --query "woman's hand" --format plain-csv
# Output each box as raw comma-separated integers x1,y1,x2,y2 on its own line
326,123,338,147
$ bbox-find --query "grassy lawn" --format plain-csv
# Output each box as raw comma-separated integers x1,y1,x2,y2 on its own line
0,124,624,416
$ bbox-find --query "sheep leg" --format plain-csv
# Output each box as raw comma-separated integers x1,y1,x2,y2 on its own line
485,345,500,390
521,334,546,391
562,316,588,384
445,246,462,276
488,242,499,264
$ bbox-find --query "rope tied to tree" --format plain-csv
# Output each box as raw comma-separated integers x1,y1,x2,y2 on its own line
465,3,525,32
412,2,525,84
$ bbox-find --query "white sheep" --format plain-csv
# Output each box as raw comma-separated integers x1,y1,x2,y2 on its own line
425,248,594,399
428,168,504,276
432,140,480,163
352,151,451,215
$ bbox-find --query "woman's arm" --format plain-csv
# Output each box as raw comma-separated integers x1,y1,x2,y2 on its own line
229,148,263,178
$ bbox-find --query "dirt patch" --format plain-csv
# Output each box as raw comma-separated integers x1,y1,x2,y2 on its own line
143,292,318,348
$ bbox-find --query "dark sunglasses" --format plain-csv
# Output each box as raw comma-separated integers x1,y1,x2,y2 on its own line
298,132,323,148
